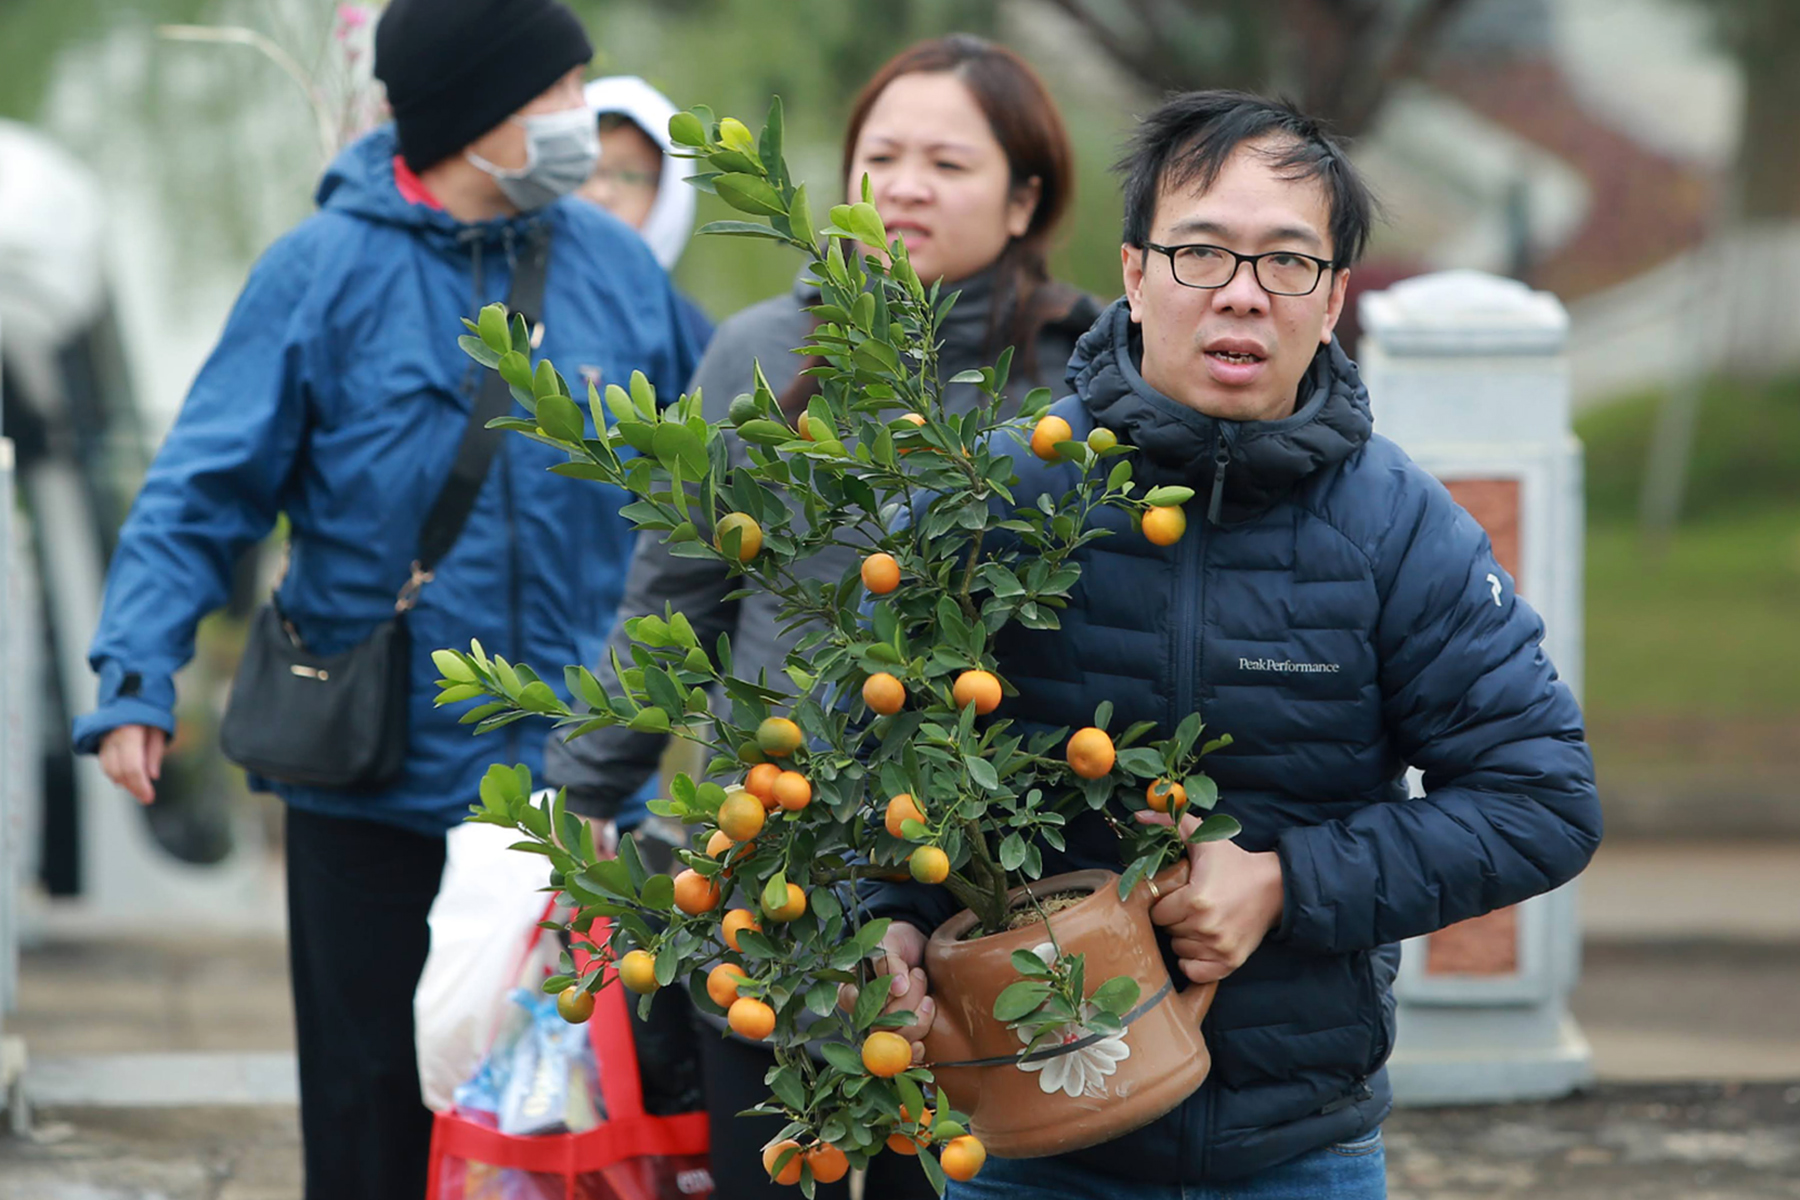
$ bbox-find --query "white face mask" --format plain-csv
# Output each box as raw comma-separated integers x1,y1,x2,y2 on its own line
466,106,600,212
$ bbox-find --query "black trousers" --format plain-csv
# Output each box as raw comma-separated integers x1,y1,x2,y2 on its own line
285,806,446,1200
697,1017,937,1200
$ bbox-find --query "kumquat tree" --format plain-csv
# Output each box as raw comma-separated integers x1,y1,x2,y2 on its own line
432,98,1240,1193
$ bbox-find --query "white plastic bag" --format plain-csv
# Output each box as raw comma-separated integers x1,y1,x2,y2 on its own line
415,815,561,1112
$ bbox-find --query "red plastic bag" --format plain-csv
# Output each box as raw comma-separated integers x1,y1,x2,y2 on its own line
427,918,712,1200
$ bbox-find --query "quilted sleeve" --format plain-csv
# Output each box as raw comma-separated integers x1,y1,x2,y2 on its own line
1274,473,1600,954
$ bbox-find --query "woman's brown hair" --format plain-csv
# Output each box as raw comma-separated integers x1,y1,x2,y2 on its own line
781,34,1080,415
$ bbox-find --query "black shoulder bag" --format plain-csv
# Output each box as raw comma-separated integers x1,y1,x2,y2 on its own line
219,229,550,790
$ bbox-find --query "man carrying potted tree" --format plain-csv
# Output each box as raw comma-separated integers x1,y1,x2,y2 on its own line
862,90,1601,1198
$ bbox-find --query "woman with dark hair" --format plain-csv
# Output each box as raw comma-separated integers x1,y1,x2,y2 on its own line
544,34,1097,1199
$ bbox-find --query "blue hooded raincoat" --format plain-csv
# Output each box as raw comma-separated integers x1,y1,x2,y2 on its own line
74,127,701,835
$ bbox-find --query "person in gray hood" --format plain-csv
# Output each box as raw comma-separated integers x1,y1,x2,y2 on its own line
544,34,1098,1200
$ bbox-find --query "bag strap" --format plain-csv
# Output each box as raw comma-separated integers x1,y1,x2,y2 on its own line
574,919,649,1122
397,225,552,612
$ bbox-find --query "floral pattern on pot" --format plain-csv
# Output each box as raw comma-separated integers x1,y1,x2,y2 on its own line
1016,943,1134,1098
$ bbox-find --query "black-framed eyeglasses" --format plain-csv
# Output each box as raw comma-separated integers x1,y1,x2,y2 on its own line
1142,242,1336,297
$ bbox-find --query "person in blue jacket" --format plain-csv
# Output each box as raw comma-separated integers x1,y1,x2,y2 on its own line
859,91,1601,1199
74,0,699,1195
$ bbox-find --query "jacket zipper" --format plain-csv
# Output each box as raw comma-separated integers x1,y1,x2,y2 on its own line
1206,439,1231,526
1171,484,1202,734
1182,432,1221,1181
1170,429,1219,731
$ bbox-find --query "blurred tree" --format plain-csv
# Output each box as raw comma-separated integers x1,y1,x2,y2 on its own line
1034,0,1477,135
0,0,214,119
1694,0,1800,219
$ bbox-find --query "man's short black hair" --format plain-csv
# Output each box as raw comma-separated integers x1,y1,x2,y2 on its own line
1118,90,1375,268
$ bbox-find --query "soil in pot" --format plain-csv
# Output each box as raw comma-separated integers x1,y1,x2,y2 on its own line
958,889,1091,940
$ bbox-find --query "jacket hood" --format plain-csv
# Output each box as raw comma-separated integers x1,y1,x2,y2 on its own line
1068,298,1373,522
585,76,697,271
315,124,551,250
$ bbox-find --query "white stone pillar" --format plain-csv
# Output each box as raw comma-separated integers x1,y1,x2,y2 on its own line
1358,270,1593,1104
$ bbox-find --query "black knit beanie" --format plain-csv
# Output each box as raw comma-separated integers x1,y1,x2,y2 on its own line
376,0,594,172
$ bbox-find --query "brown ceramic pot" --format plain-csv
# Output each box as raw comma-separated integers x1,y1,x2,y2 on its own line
920,865,1215,1159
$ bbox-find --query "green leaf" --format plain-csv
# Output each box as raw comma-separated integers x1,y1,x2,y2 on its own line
604,383,636,425
895,1074,927,1126
1144,485,1196,507
457,334,500,369
497,350,532,392
821,1042,864,1075
667,111,706,147
918,1145,947,1193
993,981,1051,1022
639,873,674,911
1010,948,1052,978
629,370,657,418
1089,975,1141,1017
626,707,670,734
1190,813,1242,843
433,649,476,683
998,833,1027,872
761,871,789,914
652,421,709,477
852,973,889,1031
477,304,510,353
550,461,615,483
618,834,647,890
705,149,763,177
717,115,757,155
964,755,1000,792
714,172,787,218
787,183,813,244
1184,775,1220,811
758,96,784,179
806,980,839,1017
735,929,779,961
842,201,886,250
1115,747,1164,777
517,681,564,715
532,358,562,400
696,220,791,242
770,1066,807,1112
581,858,634,900
736,418,795,446
1117,853,1157,901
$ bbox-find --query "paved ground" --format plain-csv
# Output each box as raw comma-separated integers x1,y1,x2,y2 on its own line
1,1083,1797,1199
1385,1082,1800,1199
0,840,1794,1196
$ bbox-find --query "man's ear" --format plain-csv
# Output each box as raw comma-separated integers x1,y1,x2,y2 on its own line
1320,267,1351,344
1122,244,1147,323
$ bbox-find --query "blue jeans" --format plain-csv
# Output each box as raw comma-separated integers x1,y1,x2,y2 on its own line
944,1130,1386,1200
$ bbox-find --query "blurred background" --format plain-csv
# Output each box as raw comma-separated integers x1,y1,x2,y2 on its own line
0,0,1795,1195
